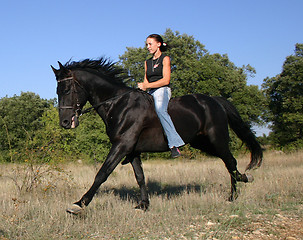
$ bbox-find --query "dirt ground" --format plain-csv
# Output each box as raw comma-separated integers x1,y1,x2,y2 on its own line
230,212,303,240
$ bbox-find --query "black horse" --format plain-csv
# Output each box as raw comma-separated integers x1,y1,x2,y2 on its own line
51,58,262,214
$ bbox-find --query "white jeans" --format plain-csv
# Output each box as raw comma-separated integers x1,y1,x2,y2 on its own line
149,87,185,148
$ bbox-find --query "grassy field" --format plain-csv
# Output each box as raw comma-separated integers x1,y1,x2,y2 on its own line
0,151,302,239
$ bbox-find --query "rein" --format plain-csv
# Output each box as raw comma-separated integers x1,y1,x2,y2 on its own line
80,90,133,115
58,74,132,117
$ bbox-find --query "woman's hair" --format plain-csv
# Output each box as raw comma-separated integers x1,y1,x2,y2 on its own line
147,34,168,52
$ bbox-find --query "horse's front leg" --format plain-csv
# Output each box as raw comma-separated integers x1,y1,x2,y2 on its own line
66,144,126,214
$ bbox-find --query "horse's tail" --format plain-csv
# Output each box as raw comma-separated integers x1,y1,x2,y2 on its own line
213,96,263,171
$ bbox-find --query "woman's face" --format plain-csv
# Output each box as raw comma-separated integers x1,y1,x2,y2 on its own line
146,37,161,55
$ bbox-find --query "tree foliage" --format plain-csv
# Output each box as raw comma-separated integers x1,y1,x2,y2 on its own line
119,29,265,125
0,93,110,163
263,43,303,149
0,92,55,161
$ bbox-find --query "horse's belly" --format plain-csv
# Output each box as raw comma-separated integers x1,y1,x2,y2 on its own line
134,127,169,152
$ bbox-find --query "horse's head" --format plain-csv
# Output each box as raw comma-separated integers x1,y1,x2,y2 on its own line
51,62,87,129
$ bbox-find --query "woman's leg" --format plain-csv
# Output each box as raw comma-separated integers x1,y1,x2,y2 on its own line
151,87,185,149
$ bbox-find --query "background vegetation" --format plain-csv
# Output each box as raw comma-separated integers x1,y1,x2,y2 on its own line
0,29,302,163
262,43,303,150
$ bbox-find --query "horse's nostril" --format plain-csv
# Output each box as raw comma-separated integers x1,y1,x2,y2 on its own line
62,119,70,127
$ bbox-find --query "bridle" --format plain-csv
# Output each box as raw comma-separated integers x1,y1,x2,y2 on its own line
57,73,133,117
57,74,83,117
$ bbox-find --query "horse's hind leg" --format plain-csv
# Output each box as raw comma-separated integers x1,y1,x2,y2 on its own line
219,149,253,201
210,124,255,200
130,154,149,210
191,135,251,201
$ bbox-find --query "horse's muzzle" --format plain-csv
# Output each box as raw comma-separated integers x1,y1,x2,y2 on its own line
61,115,79,129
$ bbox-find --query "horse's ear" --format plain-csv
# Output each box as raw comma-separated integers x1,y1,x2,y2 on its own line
51,65,59,75
58,61,65,70
52,61,68,78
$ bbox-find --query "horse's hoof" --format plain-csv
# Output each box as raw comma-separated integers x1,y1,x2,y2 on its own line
135,202,149,211
66,204,84,215
228,194,238,202
228,196,234,202
245,173,254,182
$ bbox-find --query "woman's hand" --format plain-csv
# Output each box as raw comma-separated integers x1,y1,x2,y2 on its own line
138,82,147,91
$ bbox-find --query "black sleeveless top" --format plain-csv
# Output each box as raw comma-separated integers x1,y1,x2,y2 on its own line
146,54,170,89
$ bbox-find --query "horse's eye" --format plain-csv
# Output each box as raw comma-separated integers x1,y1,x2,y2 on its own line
64,88,71,95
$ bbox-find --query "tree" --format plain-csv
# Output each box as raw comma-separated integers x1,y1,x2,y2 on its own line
0,92,111,163
119,29,265,125
0,92,54,162
262,43,303,149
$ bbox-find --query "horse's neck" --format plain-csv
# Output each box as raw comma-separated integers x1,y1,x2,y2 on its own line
80,72,130,107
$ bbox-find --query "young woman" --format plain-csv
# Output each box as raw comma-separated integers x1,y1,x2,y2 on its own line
138,34,185,158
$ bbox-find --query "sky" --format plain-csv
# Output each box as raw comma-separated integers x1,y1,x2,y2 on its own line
1,0,302,135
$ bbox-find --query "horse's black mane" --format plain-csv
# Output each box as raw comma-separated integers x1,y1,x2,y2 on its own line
64,57,128,85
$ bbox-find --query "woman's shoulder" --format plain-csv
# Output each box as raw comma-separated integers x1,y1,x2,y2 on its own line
162,54,170,63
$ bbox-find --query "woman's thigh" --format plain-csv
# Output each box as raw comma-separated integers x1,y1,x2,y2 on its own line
151,87,171,112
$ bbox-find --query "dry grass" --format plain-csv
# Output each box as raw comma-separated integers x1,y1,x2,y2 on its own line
0,151,302,239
